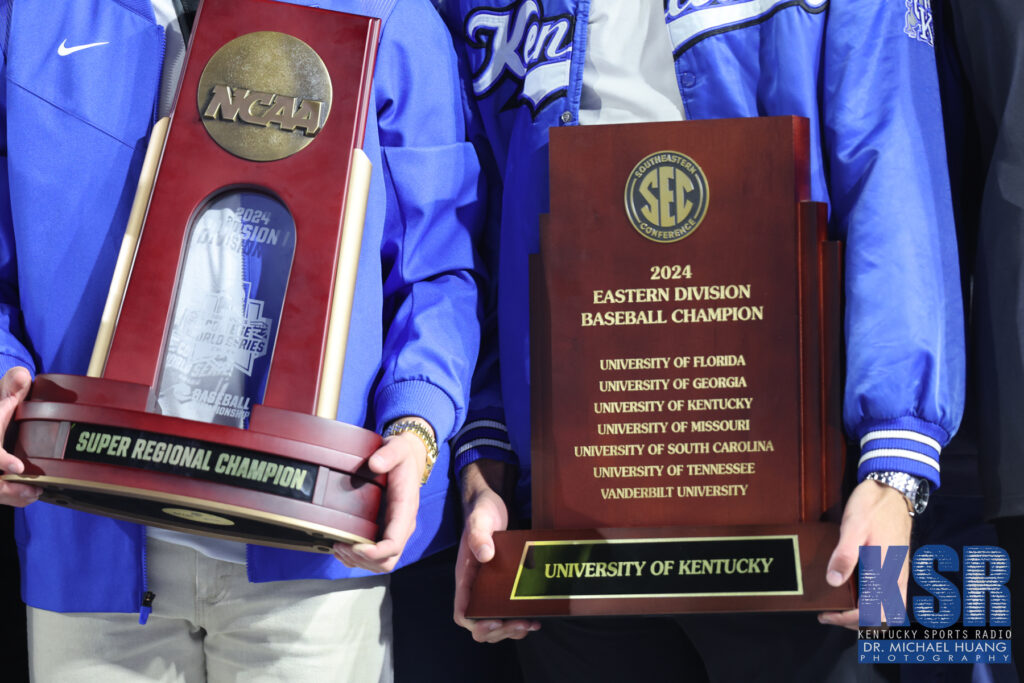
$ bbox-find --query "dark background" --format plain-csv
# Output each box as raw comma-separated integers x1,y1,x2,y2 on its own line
1,505,28,681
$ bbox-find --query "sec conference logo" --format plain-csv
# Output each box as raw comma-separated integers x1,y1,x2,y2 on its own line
624,151,709,243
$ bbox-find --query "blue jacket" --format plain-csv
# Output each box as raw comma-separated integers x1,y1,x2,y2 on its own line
443,0,964,501
2,0,483,614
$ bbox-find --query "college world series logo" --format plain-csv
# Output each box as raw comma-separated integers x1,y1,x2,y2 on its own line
858,544,1012,665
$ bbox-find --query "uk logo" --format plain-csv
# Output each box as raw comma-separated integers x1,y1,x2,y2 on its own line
904,0,934,47
464,1,574,116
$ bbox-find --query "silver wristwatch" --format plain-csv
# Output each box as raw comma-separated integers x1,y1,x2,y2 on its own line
865,471,930,516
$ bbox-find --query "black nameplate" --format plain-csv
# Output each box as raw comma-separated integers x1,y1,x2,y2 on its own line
65,423,317,502
511,536,801,600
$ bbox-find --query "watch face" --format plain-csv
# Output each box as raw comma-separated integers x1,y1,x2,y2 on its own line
914,479,931,514
867,471,929,515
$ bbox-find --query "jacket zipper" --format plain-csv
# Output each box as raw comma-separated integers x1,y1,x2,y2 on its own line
138,527,154,625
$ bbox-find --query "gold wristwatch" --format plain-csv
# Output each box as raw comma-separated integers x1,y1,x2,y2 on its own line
383,419,438,485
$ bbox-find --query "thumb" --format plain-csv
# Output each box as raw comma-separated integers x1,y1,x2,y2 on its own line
466,505,498,564
827,518,866,587
368,435,412,475
0,367,31,432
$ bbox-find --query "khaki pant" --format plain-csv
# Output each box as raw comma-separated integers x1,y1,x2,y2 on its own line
27,537,392,682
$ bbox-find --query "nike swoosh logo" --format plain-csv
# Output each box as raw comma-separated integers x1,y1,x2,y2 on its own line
57,39,110,56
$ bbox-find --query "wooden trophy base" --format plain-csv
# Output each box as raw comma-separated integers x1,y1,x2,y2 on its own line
465,522,855,618
5,374,384,552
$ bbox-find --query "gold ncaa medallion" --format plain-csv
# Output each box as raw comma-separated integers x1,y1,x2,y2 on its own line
624,151,709,243
197,31,332,162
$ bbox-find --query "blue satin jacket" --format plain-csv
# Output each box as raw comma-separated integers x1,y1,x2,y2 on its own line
444,0,964,501
1,0,483,615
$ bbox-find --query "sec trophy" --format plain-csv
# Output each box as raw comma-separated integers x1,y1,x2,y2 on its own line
3,0,388,552
466,117,857,617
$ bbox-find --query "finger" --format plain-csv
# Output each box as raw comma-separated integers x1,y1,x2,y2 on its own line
0,368,31,475
333,542,391,573
454,500,501,628
352,500,417,571
466,619,501,640
0,367,31,432
471,617,542,643
453,538,480,629
453,601,478,631
818,608,860,630
367,438,406,475
0,450,26,476
465,507,498,564
825,541,859,587
377,486,419,558
0,479,42,507
453,520,541,641
471,619,539,643
332,543,360,568
826,515,867,587
368,432,425,479
369,462,421,558
454,528,493,634
351,538,403,566
350,436,423,571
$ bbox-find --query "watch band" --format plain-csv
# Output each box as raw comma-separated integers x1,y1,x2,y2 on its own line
383,419,438,486
865,470,930,517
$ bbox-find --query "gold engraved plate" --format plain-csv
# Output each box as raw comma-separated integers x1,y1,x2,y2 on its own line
198,31,332,161
624,151,709,243
163,507,236,526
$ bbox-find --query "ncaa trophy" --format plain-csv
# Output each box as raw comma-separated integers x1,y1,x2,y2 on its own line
3,0,386,552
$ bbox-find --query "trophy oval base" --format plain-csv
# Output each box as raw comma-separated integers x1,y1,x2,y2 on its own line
10,374,384,552
3,473,376,550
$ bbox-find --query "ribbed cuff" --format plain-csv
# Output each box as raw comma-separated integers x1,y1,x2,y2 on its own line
451,413,514,470
374,379,458,443
856,416,948,488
